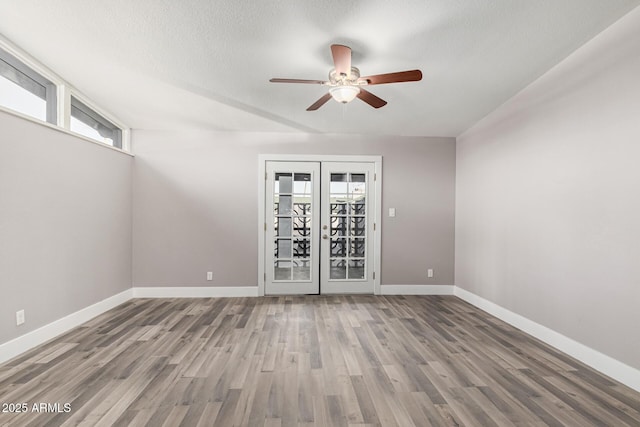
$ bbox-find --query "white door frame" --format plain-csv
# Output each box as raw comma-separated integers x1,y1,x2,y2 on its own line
258,154,382,296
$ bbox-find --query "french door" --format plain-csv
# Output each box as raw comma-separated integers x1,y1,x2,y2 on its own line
264,160,377,295
265,162,320,294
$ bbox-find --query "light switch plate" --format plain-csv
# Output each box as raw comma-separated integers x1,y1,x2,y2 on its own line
389,208,396,217
207,272,213,281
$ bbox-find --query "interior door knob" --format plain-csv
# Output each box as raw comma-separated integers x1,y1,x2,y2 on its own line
322,225,328,230
322,234,328,239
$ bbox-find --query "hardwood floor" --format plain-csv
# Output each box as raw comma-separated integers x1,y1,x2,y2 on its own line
1,295,639,426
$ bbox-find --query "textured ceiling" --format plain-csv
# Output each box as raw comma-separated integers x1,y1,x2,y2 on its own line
0,0,638,136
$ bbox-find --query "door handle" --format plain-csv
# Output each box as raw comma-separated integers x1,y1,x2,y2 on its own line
322,234,328,240
322,225,328,230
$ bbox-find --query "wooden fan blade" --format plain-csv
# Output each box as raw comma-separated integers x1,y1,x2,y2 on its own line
357,89,387,109
306,93,333,111
359,69,422,85
331,44,352,77
270,78,327,84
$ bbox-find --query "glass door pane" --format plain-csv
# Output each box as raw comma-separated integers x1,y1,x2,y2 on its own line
328,172,367,281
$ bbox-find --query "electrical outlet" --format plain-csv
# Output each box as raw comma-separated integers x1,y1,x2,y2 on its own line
207,272,213,281
427,269,434,278
16,310,25,326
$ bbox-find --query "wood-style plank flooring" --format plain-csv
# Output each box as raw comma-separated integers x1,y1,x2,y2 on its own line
1,296,639,426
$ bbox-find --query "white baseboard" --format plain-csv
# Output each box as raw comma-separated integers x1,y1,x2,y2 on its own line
0,289,133,365
454,286,640,393
132,286,259,298
380,284,454,295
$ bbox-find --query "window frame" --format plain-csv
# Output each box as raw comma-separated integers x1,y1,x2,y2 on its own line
0,37,130,152
70,95,123,149
0,48,57,124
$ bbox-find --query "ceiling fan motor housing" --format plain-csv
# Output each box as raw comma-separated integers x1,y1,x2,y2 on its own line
328,67,361,86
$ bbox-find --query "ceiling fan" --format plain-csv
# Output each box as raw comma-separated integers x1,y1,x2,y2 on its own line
270,44,422,111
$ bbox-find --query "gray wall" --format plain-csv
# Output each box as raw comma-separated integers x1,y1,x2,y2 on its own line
132,132,455,288
456,7,640,369
0,110,133,345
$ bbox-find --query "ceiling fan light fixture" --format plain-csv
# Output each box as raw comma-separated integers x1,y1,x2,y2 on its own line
329,85,360,103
